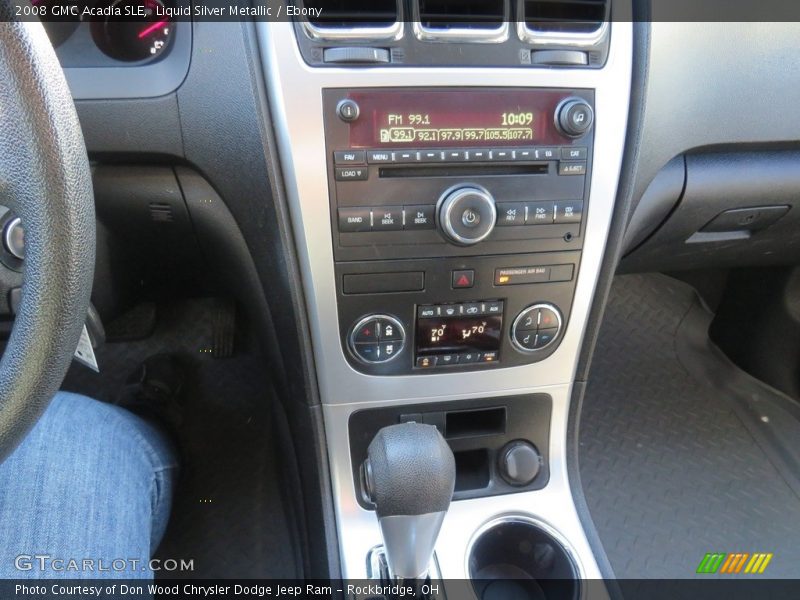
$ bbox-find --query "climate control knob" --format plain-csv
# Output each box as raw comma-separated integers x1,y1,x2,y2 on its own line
511,303,563,354
349,314,405,364
437,186,497,246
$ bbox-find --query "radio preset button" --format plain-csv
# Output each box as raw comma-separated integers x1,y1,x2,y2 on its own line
515,149,536,161
420,150,444,162
335,167,368,181
444,150,467,162
334,150,366,165
394,151,419,163
470,149,490,161
373,207,404,231
526,202,555,225
489,149,513,161
338,208,372,232
404,205,436,230
496,202,526,226
554,200,583,223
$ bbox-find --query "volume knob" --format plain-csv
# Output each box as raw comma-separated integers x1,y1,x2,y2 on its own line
438,186,497,246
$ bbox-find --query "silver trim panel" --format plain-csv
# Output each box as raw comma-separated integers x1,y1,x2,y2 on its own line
516,0,610,47
257,17,630,593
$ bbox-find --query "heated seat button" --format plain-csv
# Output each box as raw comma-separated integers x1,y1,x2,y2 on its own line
514,330,537,351
338,208,371,232
379,341,400,360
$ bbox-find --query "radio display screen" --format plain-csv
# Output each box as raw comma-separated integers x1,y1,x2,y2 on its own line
346,89,567,148
416,314,503,355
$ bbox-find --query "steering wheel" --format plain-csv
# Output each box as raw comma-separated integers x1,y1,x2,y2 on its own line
0,16,96,461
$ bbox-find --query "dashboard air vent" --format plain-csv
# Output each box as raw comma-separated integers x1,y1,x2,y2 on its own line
414,0,510,42
301,0,403,41
518,0,609,45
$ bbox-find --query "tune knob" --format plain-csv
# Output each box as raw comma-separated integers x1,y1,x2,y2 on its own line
555,98,594,138
437,186,497,246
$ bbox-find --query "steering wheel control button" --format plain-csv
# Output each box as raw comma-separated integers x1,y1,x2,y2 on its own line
3,217,25,260
554,201,584,223
511,304,563,354
349,315,405,364
438,186,497,246
452,270,475,289
337,99,360,122
338,208,372,232
556,98,594,138
499,441,542,486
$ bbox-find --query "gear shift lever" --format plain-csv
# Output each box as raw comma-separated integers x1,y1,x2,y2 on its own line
363,422,456,580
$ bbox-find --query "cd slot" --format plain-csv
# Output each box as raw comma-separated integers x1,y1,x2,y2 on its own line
378,163,549,178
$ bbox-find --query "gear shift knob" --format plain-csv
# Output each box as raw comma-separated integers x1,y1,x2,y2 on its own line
364,422,456,580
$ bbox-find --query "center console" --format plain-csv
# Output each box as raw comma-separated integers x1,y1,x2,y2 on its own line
325,87,593,375
259,15,632,593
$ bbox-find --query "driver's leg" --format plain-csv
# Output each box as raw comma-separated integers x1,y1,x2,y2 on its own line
0,391,179,579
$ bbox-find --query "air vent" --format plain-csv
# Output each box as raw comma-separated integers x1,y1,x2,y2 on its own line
413,0,510,42
518,0,609,45
300,0,403,41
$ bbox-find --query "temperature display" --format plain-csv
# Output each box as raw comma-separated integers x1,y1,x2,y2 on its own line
416,315,502,355
346,89,569,148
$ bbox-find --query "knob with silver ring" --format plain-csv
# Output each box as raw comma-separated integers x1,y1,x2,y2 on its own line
348,314,405,364
510,303,563,354
437,185,497,246
3,217,24,260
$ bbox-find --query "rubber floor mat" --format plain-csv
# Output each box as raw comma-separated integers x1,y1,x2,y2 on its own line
62,298,300,579
579,274,800,579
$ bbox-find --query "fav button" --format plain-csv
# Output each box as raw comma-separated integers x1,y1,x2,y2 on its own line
334,150,366,165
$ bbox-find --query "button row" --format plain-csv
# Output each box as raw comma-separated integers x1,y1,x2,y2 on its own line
496,200,583,226
416,351,499,369
338,205,435,233
333,147,588,166
418,300,504,319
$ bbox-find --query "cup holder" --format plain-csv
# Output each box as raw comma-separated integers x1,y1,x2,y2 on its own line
467,517,581,600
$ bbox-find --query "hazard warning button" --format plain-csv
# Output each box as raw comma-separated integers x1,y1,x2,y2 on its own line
452,269,475,289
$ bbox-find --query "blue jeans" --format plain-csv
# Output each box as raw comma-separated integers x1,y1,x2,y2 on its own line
0,392,178,579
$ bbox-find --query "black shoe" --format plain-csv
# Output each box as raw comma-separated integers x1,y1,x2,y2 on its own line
117,353,185,436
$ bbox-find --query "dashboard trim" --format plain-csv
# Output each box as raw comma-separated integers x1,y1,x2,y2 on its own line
258,19,631,587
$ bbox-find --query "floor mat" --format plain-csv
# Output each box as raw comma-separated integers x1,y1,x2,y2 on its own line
579,274,800,579
62,298,300,579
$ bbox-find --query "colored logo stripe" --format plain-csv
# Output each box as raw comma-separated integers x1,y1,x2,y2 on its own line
697,553,773,574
